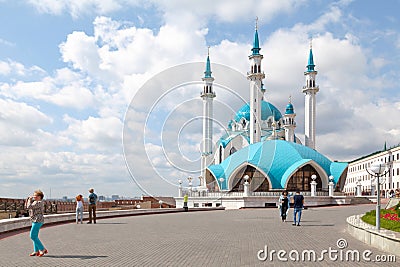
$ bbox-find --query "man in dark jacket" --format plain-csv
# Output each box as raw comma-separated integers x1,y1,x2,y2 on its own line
87,188,98,224
292,190,304,226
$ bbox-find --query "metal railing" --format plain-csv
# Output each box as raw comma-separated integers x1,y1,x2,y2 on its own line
183,190,329,198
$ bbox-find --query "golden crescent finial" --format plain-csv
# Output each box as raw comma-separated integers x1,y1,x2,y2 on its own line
255,16,258,30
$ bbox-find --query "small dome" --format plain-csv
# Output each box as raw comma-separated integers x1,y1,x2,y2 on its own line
234,100,282,122
285,103,294,114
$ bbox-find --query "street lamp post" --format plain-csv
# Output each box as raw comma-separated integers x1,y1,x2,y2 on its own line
178,180,183,197
188,176,193,195
310,174,317,197
219,178,225,207
243,175,250,197
328,175,334,197
366,161,388,231
356,178,362,197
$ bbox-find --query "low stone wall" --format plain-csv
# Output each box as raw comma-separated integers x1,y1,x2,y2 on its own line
347,214,400,257
175,196,355,209
0,207,224,235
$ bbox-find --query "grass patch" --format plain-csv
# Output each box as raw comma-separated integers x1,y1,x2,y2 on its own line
361,204,400,232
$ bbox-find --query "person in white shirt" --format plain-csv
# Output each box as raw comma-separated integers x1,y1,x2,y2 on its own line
75,194,84,224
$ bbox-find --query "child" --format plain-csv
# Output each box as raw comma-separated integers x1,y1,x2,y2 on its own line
76,195,84,224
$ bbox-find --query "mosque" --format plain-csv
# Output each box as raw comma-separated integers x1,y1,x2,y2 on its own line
177,23,349,208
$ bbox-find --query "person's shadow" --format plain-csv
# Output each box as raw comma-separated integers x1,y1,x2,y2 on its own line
46,255,108,259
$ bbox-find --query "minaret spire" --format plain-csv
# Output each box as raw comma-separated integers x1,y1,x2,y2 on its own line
284,96,296,142
307,38,315,72
247,18,265,144
303,38,319,149
252,17,261,56
200,48,216,188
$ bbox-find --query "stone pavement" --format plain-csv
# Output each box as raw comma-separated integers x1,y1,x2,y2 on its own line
0,204,398,266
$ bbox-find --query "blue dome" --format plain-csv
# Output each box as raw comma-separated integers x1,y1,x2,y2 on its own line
234,101,282,122
285,103,294,114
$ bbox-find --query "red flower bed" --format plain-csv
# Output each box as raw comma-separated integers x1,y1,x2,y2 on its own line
381,212,400,222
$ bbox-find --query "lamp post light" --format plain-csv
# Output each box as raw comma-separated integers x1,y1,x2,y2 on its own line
188,176,193,194
366,161,388,231
219,178,225,207
243,175,250,197
310,174,317,197
328,175,334,197
356,177,362,197
178,179,183,197
159,200,163,209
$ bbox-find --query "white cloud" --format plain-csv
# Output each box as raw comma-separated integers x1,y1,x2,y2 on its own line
62,115,123,151
3,0,400,198
27,0,127,18
0,59,45,77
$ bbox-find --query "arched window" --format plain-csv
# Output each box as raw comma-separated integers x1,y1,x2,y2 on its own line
229,147,237,155
258,65,261,73
230,165,269,192
286,165,322,191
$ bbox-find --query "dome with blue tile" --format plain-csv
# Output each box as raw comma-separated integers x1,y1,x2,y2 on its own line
285,103,294,114
234,100,282,122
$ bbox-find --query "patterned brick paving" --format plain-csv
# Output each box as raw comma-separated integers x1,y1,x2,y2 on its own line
0,204,397,266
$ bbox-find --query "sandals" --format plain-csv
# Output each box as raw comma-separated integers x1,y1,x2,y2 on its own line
29,252,39,256
37,249,48,257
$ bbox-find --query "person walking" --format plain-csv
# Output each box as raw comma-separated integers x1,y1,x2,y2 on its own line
87,188,98,224
75,194,84,224
183,193,188,212
292,190,304,226
278,191,290,222
25,190,48,257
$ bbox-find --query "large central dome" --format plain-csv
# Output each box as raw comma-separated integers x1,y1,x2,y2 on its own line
234,100,282,122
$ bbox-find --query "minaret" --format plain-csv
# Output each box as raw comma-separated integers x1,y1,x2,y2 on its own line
247,18,265,144
283,96,296,142
200,47,216,186
302,39,319,149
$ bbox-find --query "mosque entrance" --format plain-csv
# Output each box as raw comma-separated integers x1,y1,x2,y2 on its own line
286,164,323,191
230,165,270,192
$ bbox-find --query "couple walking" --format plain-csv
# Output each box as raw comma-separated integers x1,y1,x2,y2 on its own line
278,190,304,226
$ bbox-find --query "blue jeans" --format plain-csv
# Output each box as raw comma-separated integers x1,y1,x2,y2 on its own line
76,207,83,223
30,222,44,252
293,208,302,225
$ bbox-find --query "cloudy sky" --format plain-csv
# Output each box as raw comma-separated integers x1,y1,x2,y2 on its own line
1,0,400,198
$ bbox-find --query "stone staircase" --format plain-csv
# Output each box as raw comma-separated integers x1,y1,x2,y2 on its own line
349,197,373,205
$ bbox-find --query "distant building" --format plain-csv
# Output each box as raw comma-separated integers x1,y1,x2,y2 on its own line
111,195,119,201
344,145,400,197
98,195,106,202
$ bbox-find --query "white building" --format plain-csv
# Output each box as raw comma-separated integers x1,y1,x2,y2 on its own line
344,145,400,197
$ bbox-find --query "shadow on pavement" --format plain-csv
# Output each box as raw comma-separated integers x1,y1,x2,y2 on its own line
45,255,108,259
95,222,127,224
297,224,335,227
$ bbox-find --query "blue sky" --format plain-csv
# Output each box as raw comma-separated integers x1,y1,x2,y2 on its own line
1,0,400,198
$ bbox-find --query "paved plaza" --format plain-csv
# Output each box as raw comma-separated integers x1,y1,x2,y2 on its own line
0,204,398,266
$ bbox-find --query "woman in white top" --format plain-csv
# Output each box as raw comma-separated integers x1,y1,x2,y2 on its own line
75,194,84,224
